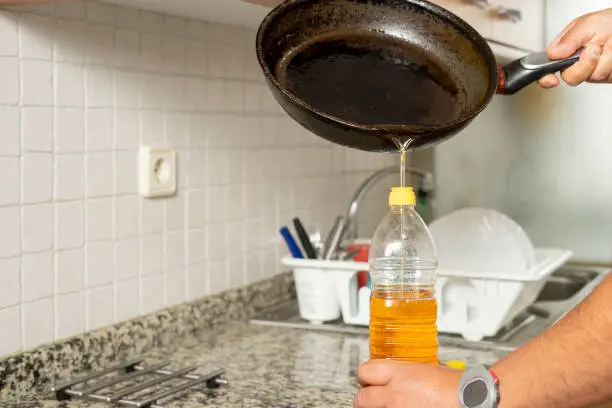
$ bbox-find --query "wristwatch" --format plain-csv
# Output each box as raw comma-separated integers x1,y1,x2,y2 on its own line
458,365,500,408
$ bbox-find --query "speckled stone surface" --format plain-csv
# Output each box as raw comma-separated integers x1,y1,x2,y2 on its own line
1,321,502,408
0,272,295,400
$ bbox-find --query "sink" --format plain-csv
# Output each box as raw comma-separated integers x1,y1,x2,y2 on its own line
250,264,609,354
536,269,599,302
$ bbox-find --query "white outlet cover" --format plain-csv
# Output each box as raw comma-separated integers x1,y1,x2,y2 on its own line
139,146,177,198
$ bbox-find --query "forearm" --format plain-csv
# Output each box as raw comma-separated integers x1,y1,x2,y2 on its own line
493,275,612,408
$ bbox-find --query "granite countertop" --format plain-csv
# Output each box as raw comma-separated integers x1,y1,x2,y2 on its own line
0,272,502,408
18,322,362,408
14,320,501,408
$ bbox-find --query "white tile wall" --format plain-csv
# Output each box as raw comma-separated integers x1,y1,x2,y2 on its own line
0,0,395,357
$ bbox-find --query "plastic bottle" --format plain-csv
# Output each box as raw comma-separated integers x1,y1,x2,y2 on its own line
369,186,439,364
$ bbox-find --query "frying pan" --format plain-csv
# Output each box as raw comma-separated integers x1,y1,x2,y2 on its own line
256,0,581,152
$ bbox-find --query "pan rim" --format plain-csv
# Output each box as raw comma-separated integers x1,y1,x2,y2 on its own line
255,0,499,136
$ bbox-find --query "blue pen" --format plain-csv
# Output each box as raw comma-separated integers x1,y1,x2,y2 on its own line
280,226,304,258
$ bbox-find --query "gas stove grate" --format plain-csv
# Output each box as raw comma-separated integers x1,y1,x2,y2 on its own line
51,358,227,408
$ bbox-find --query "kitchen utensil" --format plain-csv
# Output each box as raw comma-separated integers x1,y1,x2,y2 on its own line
293,218,318,259
323,217,347,260
281,257,344,324
256,0,581,152
280,226,304,258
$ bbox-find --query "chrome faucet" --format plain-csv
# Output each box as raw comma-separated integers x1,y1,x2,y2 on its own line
344,166,435,243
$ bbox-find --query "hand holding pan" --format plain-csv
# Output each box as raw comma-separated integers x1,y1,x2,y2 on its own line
256,0,584,153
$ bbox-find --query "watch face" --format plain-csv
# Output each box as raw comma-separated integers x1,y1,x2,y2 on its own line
463,378,488,408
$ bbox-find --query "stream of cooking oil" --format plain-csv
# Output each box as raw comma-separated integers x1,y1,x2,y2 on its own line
392,137,412,287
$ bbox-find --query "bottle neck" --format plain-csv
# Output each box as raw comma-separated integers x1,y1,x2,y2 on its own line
389,204,415,212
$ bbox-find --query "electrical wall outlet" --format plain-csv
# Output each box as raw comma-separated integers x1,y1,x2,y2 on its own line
138,146,177,198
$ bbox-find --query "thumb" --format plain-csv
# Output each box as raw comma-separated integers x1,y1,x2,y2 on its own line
548,18,595,59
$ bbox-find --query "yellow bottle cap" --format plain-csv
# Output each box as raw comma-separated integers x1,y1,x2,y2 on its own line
445,360,467,371
389,187,416,206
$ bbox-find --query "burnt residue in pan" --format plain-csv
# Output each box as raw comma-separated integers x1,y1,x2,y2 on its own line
277,30,463,132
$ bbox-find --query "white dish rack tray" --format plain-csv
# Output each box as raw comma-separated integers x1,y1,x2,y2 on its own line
282,247,572,341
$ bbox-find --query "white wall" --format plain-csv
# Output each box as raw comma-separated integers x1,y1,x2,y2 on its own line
0,0,393,356
435,1,612,264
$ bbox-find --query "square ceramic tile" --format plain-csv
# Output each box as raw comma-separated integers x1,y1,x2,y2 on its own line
205,223,227,259
21,60,53,106
23,298,54,349
245,252,263,284
115,278,138,322
139,10,164,34
162,37,185,74
165,231,185,270
55,201,84,249
18,13,53,60
0,158,19,206
55,19,85,63
187,229,206,265
165,194,185,232
141,199,163,235
187,189,206,228
140,33,163,70
186,150,205,187
86,68,113,108
114,72,141,109
114,151,137,195
164,113,186,148
86,0,115,25
207,186,227,222
55,291,85,340
0,257,20,308
115,29,139,67
86,198,113,242
140,273,163,314
85,241,113,287
22,251,53,302
0,106,20,156
207,258,227,294
22,153,52,204
55,248,84,295
227,254,246,287
0,57,19,105
114,195,139,239
55,154,84,200
115,7,139,30
114,238,139,281
139,110,163,146
22,203,53,253
22,107,52,152
164,268,185,306
56,0,86,19
86,24,114,65
186,263,207,300
0,206,20,259
0,306,22,356
114,110,139,150
140,74,163,110
140,234,162,276
55,63,84,107
86,285,114,330
55,108,85,153
86,109,113,151
86,152,113,197
0,12,18,56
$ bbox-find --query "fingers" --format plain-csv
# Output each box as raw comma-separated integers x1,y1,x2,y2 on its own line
538,74,560,89
591,39,612,82
548,19,580,59
560,44,601,86
354,386,387,408
358,360,400,387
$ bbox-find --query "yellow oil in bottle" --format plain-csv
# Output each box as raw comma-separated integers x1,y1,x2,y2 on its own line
369,287,438,363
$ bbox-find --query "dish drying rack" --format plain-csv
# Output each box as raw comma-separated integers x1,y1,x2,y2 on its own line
51,358,227,408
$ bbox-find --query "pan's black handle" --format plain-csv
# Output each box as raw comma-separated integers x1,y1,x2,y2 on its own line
497,49,583,95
